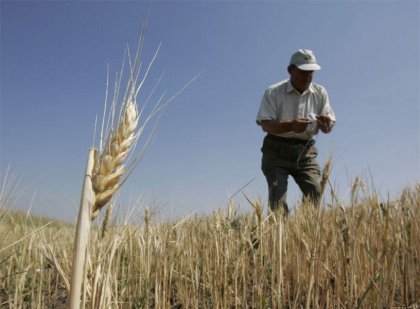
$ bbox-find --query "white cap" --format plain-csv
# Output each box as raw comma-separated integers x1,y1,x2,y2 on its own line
289,49,321,71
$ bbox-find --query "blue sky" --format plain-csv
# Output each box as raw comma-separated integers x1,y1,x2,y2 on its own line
1,1,419,222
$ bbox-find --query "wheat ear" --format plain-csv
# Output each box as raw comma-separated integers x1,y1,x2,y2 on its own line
69,84,144,309
69,21,151,308
91,97,139,220
69,17,201,307
319,157,332,207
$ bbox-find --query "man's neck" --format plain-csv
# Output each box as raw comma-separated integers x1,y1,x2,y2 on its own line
291,81,306,94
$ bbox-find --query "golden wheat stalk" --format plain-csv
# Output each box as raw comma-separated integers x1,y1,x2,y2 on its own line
319,158,332,207
69,21,160,308
69,148,96,309
68,20,202,307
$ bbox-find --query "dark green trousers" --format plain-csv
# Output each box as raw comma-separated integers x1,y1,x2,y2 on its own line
261,134,321,214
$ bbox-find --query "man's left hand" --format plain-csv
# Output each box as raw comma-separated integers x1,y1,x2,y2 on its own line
316,115,335,133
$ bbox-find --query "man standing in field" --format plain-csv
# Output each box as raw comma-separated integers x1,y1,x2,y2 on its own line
256,49,335,215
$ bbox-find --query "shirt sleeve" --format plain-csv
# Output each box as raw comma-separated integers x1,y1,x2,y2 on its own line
319,88,336,122
256,88,278,125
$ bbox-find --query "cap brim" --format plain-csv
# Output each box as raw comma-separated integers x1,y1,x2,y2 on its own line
296,63,321,71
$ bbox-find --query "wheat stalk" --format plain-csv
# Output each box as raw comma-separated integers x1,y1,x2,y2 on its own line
69,148,96,309
68,21,159,308
68,19,202,307
100,203,113,239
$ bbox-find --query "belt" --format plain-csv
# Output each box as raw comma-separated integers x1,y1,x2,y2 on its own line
266,134,313,145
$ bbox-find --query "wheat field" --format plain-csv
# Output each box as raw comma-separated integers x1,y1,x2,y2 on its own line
0,181,419,308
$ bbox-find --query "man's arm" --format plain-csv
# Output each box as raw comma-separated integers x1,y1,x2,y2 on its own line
317,87,336,134
260,119,311,135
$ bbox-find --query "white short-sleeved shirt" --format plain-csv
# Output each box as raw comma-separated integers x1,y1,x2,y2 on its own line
256,79,336,140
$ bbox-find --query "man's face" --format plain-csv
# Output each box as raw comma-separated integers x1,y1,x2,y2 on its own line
289,66,314,93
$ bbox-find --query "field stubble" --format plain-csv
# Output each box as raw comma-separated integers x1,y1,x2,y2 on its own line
0,182,419,308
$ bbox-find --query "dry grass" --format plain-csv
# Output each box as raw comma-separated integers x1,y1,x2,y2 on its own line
1,182,419,308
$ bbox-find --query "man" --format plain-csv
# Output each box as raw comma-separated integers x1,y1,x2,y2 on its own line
256,49,335,215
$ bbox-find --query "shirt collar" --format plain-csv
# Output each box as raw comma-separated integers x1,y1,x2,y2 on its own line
286,80,315,94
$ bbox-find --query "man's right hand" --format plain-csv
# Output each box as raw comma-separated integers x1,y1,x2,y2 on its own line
291,118,311,133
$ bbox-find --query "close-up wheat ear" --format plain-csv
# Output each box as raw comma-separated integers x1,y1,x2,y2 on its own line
91,96,140,220
69,21,202,308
